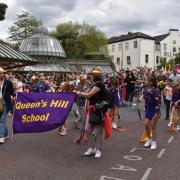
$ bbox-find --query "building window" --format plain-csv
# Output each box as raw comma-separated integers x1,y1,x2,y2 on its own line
164,52,167,56
134,41,137,48
117,58,120,65
173,47,176,52
156,56,159,64
145,54,149,64
112,45,115,52
119,43,122,51
127,56,131,65
163,43,167,51
125,41,129,50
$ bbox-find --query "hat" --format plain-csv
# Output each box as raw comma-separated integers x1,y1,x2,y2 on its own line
90,67,103,75
0,67,6,73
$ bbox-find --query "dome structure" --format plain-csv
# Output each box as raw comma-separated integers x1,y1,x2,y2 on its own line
19,26,66,60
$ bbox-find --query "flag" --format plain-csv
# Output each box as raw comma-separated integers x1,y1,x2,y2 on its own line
13,92,76,134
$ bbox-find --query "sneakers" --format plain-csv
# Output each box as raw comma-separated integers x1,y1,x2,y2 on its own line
168,122,172,127
176,125,180,131
4,135,9,140
144,138,152,147
150,141,157,150
84,148,102,158
59,127,67,136
115,127,125,132
0,137,5,144
112,123,117,129
144,139,157,150
95,150,102,158
84,148,96,156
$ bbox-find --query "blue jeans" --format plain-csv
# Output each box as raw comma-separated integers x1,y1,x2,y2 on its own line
0,105,8,138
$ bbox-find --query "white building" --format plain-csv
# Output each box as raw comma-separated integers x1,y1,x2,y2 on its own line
108,29,180,70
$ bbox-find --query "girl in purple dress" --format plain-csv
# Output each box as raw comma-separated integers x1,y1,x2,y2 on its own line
111,79,125,132
143,76,161,150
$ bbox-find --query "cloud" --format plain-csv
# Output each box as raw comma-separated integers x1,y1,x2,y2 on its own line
0,0,180,40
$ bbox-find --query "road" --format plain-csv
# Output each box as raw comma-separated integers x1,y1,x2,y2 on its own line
0,104,179,180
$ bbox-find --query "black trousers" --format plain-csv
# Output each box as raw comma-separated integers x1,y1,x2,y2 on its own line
165,99,171,119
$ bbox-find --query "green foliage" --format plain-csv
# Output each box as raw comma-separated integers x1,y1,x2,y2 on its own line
51,22,107,59
157,54,180,70
0,3,7,21
8,11,41,47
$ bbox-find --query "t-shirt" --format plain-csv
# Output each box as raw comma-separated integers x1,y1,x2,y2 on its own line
169,74,180,83
89,82,106,105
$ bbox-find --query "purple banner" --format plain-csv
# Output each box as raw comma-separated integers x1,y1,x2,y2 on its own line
13,92,76,134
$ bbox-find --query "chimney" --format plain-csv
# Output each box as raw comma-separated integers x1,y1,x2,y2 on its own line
128,32,133,36
169,29,179,35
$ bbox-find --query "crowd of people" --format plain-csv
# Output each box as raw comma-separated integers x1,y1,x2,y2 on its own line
0,66,179,158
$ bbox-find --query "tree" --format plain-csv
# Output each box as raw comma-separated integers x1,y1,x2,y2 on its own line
157,55,180,70
51,22,108,59
0,3,7,21
8,11,41,47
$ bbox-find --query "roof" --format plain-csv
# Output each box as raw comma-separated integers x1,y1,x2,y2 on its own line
0,42,37,69
13,62,78,73
153,34,169,43
108,32,155,44
66,59,114,73
80,64,113,73
19,26,66,58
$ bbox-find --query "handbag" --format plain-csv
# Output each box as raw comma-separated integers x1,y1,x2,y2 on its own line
0,83,7,113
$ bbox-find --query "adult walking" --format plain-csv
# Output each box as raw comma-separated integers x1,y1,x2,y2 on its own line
0,68,14,144
75,68,108,158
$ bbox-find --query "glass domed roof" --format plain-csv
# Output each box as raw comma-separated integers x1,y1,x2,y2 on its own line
19,26,66,58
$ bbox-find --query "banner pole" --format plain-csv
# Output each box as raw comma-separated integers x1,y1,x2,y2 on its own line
10,93,18,140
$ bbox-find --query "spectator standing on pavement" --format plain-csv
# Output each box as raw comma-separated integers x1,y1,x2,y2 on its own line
37,76,49,93
162,80,173,120
169,69,180,83
169,81,180,131
124,70,136,106
0,68,14,144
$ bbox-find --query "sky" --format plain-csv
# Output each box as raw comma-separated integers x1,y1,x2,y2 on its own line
0,0,180,40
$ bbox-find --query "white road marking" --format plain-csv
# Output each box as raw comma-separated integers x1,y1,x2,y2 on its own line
123,155,142,161
130,148,151,153
157,148,166,159
100,175,125,180
110,164,137,172
167,136,174,143
140,168,152,180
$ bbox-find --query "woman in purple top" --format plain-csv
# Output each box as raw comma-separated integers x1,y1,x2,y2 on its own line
143,76,160,150
169,84,180,131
